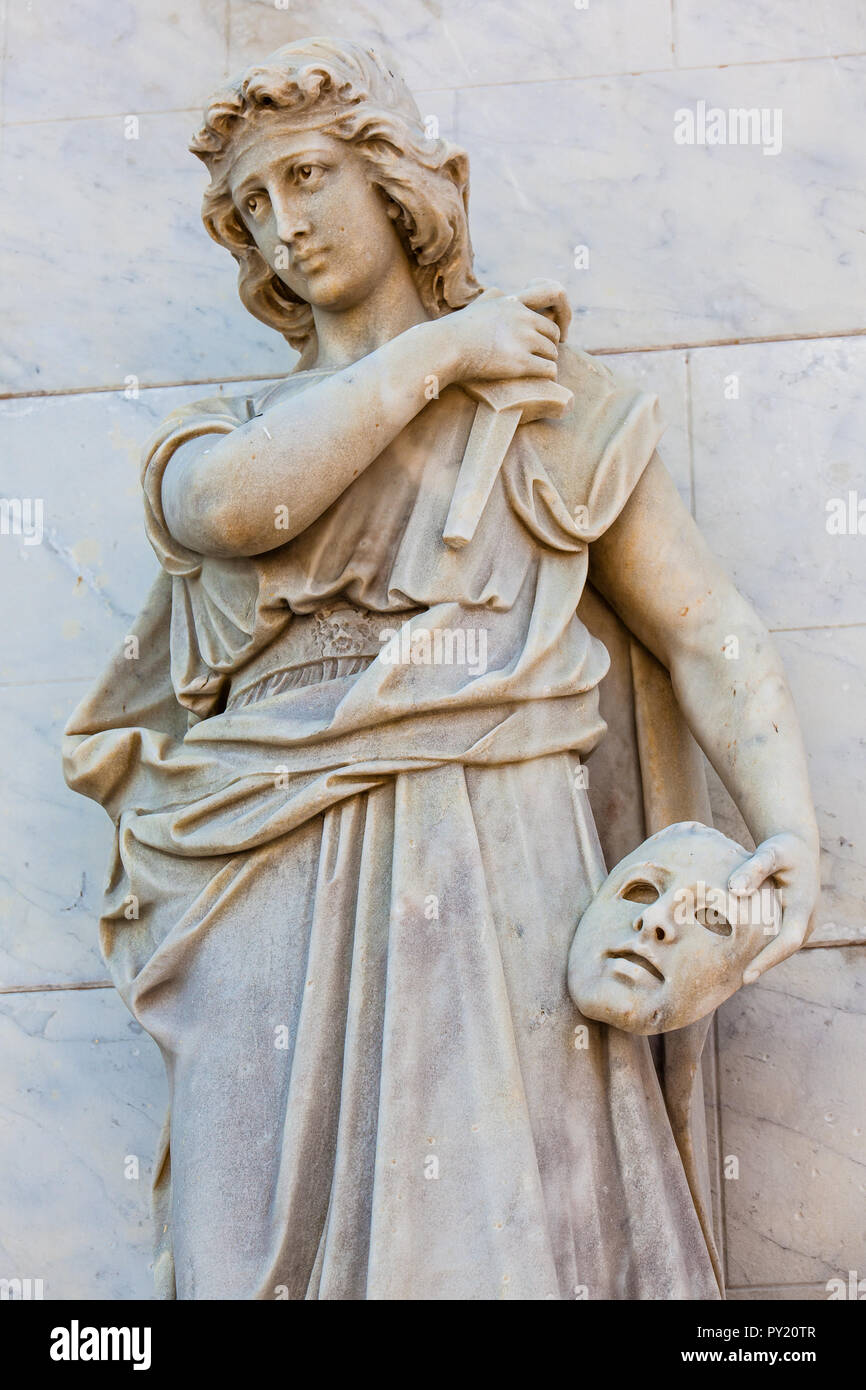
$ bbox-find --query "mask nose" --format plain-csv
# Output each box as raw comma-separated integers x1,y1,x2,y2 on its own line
633,895,677,945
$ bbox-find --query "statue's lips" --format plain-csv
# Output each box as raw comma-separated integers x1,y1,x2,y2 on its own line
293,246,329,271
605,948,664,983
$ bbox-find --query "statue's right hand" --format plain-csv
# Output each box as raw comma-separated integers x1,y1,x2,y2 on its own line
445,286,563,384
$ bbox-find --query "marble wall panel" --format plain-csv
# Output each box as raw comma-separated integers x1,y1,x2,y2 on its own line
458,59,866,352
0,681,112,988
4,0,228,123
0,382,278,683
689,337,866,631
0,113,291,395
227,0,674,91
0,985,166,1300
718,944,866,1289
675,0,866,69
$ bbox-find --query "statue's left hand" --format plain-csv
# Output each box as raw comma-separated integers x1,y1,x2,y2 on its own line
727,831,821,984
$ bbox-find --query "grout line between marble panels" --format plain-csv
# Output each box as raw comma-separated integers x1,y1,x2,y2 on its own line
3,329,866,404
4,49,866,130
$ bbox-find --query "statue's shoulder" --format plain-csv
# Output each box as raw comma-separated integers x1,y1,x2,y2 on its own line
143,391,253,457
142,370,331,471
556,343,645,412
557,341,616,386
536,343,664,514
554,342,662,451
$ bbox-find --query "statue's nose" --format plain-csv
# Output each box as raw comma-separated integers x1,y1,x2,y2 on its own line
272,196,312,246
633,899,677,944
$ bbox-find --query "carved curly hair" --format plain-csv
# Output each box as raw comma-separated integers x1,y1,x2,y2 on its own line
190,37,481,365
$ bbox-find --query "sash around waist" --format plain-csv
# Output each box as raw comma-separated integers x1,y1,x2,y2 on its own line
226,601,426,709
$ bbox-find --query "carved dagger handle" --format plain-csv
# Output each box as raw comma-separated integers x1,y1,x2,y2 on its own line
442,378,574,549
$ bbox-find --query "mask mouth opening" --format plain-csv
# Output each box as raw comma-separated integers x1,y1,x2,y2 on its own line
606,949,665,983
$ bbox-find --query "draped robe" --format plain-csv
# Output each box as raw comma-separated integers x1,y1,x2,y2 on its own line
63,343,722,1300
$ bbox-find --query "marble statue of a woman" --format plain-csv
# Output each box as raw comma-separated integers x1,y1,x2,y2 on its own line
63,38,820,1301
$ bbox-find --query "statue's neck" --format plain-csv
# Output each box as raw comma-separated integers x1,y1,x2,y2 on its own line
309,260,434,371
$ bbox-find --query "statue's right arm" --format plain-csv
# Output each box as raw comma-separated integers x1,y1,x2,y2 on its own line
159,289,561,558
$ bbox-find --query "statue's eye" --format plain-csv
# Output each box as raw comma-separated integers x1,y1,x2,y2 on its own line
621,880,659,905
245,193,267,217
695,906,733,936
294,163,324,186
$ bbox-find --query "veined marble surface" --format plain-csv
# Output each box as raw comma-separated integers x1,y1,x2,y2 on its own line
0,681,112,988
0,113,290,396
690,337,866,631
460,58,865,353
674,0,866,68
0,986,165,1300
4,0,227,122
1,387,185,681
227,0,674,91
0,382,278,683
717,944,866,1290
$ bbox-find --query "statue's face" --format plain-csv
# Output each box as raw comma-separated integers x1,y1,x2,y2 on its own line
230,127,408,311
567,824,778,1034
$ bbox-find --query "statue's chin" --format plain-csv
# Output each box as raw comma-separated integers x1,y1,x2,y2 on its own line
569,974,680,1036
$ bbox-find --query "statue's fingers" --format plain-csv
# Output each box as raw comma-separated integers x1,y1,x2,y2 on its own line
527,355,559,380
530,335,559,361
518,277,567,303
728,841,780,897
530,312,561,343
517,281,572,341
743,906,811,983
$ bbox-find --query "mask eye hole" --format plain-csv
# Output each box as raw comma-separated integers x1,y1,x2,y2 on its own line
621,880,659,905
695,906,733,936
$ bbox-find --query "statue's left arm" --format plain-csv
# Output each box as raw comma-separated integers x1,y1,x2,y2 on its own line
588,450,820,982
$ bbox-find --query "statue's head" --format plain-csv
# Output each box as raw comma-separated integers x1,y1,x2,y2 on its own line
190,38,480,365
567,821,780,1035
